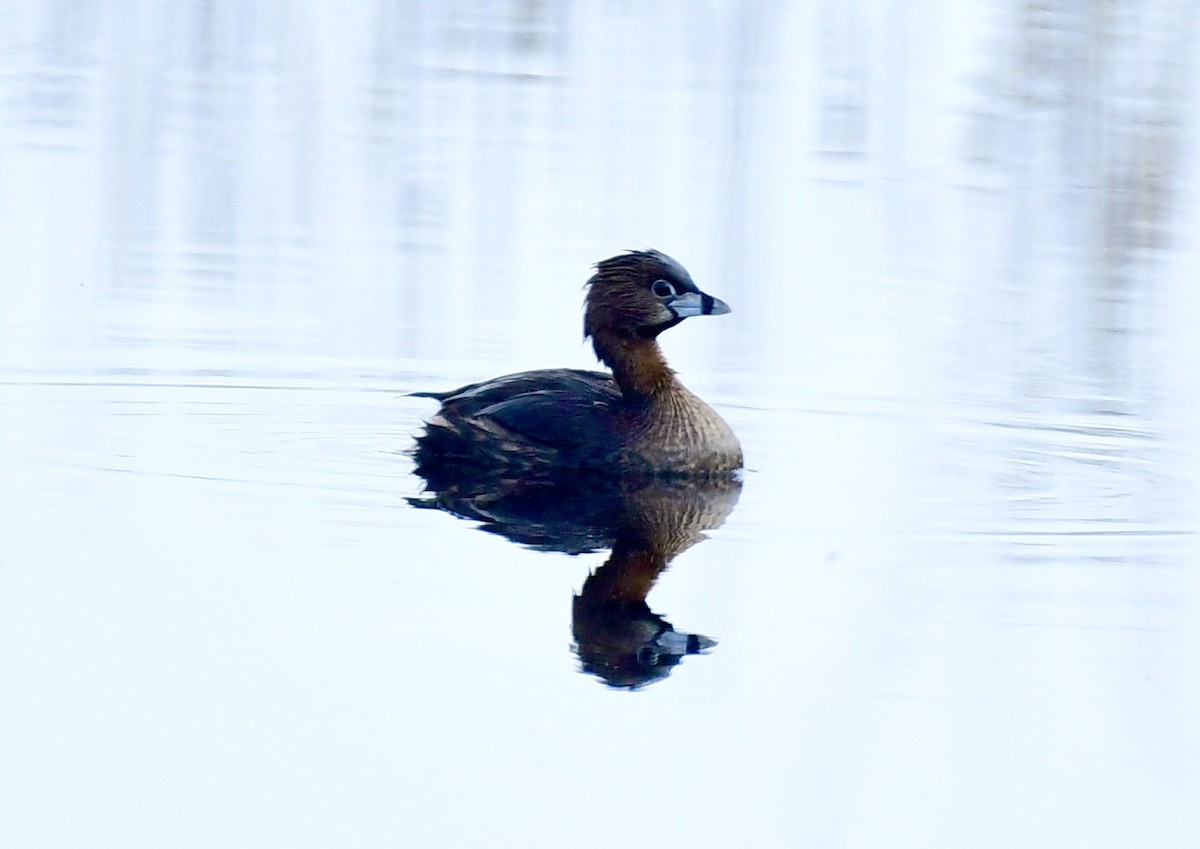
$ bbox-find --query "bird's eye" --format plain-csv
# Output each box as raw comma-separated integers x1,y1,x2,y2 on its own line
637,646,661,667
651,279,676,298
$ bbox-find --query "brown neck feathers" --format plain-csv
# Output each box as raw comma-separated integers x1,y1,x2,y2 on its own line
591,332,676,400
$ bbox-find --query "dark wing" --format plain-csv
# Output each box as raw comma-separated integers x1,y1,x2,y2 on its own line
476,390,617,450
414,368,623,465
422,369,615,408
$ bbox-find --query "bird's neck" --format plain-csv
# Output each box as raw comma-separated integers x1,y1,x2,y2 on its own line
592,332,676,400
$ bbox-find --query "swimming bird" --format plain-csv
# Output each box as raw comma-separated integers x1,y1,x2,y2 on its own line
413,250,741,476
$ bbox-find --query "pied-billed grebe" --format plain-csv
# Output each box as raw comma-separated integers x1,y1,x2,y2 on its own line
413,250,742,475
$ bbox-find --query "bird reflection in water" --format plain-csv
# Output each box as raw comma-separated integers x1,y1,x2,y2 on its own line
409,466,741,688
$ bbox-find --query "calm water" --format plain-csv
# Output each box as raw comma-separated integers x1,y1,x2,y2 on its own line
3,3,1200,847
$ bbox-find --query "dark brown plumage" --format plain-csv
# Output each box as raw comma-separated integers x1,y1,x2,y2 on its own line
412,250,741,476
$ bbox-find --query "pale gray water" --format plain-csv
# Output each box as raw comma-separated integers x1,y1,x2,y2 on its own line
3,3,1200,848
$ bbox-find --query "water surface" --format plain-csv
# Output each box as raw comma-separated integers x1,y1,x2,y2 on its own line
2,3,1199,848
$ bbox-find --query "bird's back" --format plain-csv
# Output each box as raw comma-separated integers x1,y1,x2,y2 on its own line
412,368,624,473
